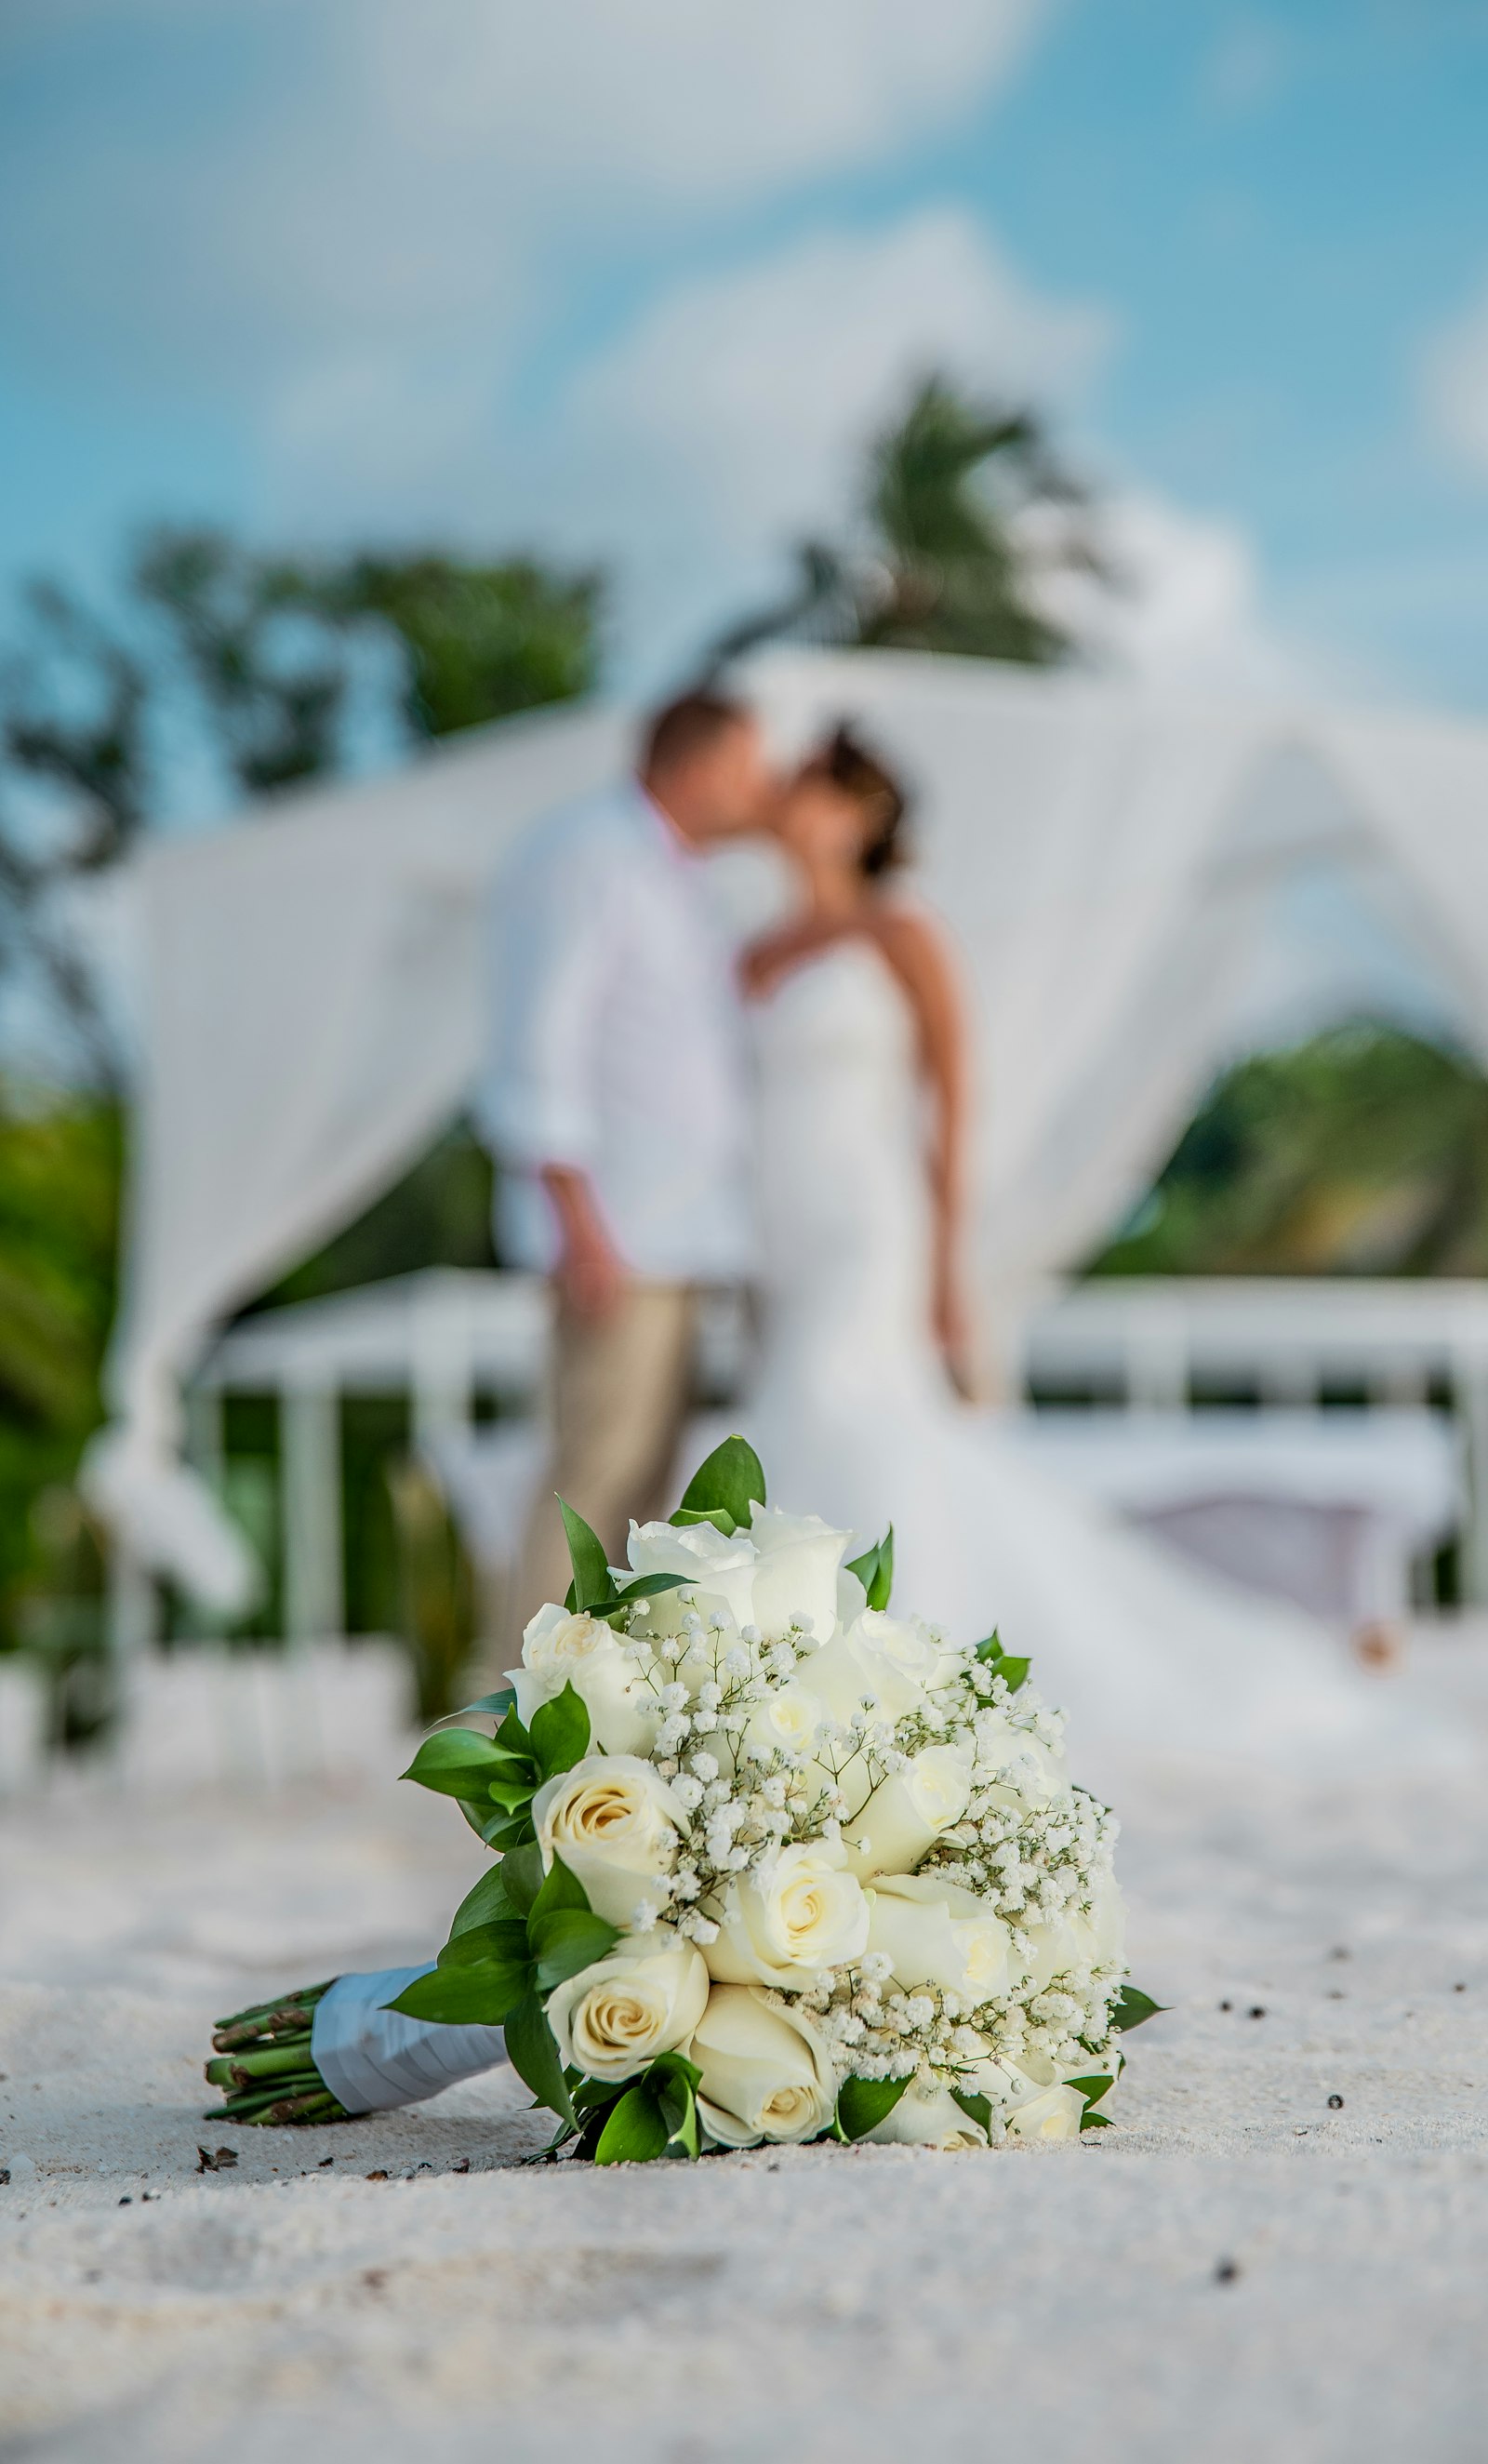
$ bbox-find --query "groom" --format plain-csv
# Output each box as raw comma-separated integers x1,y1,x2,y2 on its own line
480,687,773,1632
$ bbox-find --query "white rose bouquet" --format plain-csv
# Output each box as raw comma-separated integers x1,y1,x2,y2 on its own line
202,1438,1162,2156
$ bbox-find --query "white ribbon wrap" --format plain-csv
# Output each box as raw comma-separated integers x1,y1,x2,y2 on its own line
311,1965,508,2115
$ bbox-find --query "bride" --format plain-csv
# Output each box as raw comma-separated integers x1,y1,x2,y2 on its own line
735,725,1451,1773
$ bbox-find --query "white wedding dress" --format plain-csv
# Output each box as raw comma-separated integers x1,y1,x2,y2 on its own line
737,938,1457,1775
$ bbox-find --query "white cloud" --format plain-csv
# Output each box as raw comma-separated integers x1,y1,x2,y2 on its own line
0,0,1054,601
0,0,1045,389
1417,280,1488,478
1029,489,1309,691
366,0,1046,206
544,209,1113,670
0,0,1313,700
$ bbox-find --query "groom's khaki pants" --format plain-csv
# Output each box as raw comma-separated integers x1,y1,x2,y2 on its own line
510,1281,697,1645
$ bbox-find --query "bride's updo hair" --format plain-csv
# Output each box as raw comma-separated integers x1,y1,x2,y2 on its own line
805,724,909,878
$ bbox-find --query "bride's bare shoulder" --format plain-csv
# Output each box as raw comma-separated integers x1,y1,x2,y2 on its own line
868,899,961,996
738,915,850,999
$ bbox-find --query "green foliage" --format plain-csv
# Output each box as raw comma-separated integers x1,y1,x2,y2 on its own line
0,1095,119,1653
593,2079,674,2164
673,1433,766,1530
1092,1022,1488,1279
950,2088,993,2138
846,1526,894,1611
835,2071,913,2141
859,380,1080,663
974,1632,1030,1694
132,527,347,797
259,1123,496,1310
592,2052,702,2165
1,528,601,1087
1065,2072,1116,2129
2,580,150,865
385,1454,477,1724
1109,1985,1167,2032
317,553,602,739
126,527,603,797
386,1846,618,2130
558,1494,690,1623
713,374,1096,670
403,1678,592,1849
400,1725,513,1798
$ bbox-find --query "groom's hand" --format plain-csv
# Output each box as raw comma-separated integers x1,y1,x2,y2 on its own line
558,1226,627,1321
540,1164,628,1321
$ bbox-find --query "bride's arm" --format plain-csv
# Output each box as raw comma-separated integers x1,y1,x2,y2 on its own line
874,906,976,1397
737,915,843,998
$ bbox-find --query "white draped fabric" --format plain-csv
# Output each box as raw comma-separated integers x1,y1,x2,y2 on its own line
90,648,1488,1605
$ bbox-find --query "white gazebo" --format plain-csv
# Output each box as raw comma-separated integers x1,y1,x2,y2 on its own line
87,646,1488,1641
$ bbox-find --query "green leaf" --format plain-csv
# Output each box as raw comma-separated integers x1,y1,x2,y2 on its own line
974,1631,1003,1661
1110,1985,1167,2032
648,2049,702,2096
400,1727,512,1799
447,1863,516,1938
594,2081,671,2164
650,2050,703,2161
385,1963,526,2026
995,1656,1030,1694
438,1917,531,1969
503,1988,576,2126
529,1851,590,1923
588,1570,692,1624
499,1840,545,1916
558,1498,617,1612
950,2088,993,2137
445,1687,516,1725
572,2072,627,2117
835,2071,913,2142
1065,2072,1115,2128
530,1909,620,1991
485,1777,540,1814
527,1682,591,1781
669,1504,737,1537
846,1526,894,1612
476,1805,538,1852
676,1433,766,1528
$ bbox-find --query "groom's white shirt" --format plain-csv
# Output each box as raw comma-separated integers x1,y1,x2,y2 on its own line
480,777,754,1279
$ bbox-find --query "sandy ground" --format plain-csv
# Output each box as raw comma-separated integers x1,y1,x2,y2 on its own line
5,1637,1488,2463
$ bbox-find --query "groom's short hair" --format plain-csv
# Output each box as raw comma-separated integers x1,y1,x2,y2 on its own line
642,686,751,778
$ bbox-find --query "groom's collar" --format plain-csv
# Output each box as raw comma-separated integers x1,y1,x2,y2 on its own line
630,774,695,862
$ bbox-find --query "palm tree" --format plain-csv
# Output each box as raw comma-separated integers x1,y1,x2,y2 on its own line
712,375,1100,669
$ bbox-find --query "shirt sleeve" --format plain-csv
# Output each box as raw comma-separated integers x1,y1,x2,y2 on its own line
475,817,618,1172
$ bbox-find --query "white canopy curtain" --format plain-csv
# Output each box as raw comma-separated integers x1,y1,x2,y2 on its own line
88,646,1488,1611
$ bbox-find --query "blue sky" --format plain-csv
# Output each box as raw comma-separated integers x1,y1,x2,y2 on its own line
3,0,1488,709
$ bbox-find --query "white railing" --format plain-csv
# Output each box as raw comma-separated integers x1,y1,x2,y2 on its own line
185,1269,1488,1632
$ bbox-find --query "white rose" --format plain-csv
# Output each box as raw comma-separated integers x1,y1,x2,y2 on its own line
865,1872,1019,2003
626,1517,759,1632
1005,2082,1085,2142
1024,1865,1125,1991
836,1564,869,1628
865,2077,989,2151
738,1683,829,1766
690,1984,836,2146
974,1711,1070,1808
545,1935,710,2083
746,1504,852,1641
531,1754,687,1927
802,1611,933,1726
704,1841,870,1988
842,1745,973,1880
510,1605,658,1757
